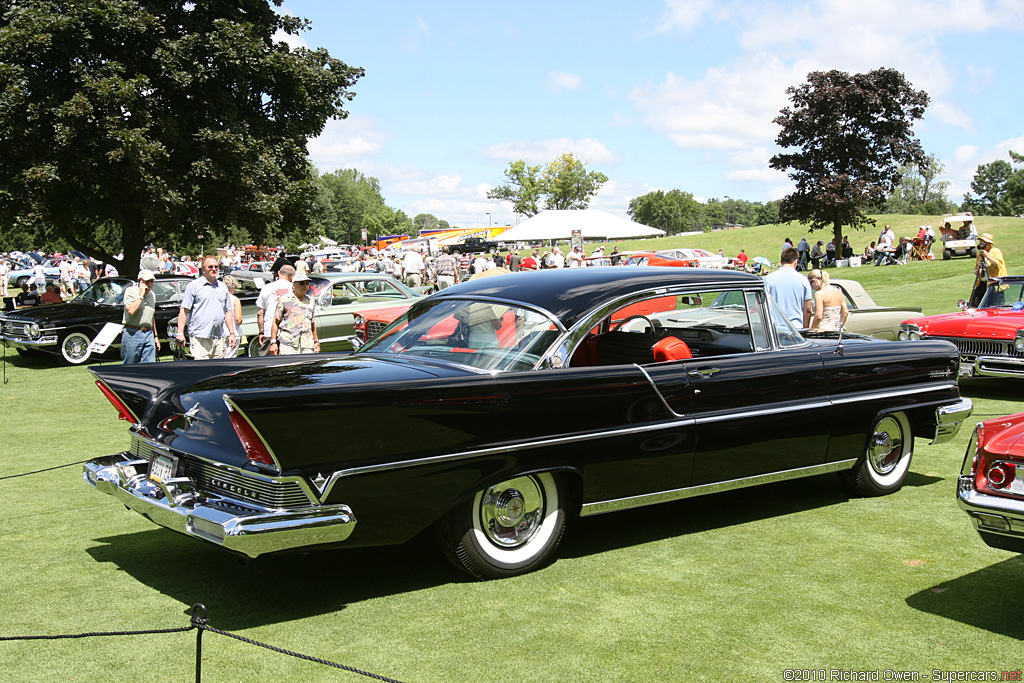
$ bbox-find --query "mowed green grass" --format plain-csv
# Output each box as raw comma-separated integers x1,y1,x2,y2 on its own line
2,215,1024,682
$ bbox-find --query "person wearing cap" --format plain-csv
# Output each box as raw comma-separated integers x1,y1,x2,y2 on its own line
972,233,1007,307
269,272,319,355
121,269,160,363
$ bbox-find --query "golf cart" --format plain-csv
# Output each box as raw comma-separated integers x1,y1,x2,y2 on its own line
939,214,978,260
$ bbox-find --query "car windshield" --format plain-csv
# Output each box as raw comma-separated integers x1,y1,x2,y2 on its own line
74,279,127,306
978,281,1024,309
360,298,563,372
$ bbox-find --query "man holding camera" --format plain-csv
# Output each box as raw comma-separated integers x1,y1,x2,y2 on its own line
121,269,160,364
971,233,1007,307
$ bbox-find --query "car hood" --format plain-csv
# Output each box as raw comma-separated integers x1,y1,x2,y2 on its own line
1,301,118,324
981,413,1024,457
906,309,1024,340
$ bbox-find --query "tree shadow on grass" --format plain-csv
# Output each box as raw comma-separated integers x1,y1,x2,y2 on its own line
959,378,1024,405
905,555,1024,639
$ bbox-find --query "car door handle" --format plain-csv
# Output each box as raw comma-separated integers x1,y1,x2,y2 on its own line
688,368,720,379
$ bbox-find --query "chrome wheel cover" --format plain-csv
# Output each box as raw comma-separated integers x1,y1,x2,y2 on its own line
479,476,546,549
62,333,90,363
868,416,904,475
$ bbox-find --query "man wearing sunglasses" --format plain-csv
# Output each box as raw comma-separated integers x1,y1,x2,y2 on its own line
175,255,238,359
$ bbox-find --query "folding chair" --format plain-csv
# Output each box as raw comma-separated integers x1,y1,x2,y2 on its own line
910,239,929,261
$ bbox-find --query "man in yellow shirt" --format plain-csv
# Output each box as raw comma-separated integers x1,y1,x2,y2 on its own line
972,233,1007,307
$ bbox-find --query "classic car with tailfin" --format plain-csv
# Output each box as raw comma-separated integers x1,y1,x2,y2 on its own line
84,268,972,579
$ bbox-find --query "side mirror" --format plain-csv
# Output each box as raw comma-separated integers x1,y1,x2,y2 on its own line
681,295,703,306
957,299,969,310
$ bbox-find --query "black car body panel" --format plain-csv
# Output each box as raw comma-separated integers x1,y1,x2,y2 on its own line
83,268,973,575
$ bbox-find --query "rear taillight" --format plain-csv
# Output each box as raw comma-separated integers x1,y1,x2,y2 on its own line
225,400,277,469
95,380,139,423
987,462,1016,489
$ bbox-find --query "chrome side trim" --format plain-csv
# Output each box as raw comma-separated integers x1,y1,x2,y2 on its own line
318,381,965,501
580,459,859,516
829,381,958,406
317,418,696,501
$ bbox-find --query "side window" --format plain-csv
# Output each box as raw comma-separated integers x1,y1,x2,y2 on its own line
570,290,760,368
745,291,770,351
767,297,806,347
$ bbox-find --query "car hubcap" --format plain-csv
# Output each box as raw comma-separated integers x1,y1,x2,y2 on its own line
480,476,545,549
64,335,88,361
868,417,903,475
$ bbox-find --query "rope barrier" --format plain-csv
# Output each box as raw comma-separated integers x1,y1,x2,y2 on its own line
0,603,410,683
0,459,90,480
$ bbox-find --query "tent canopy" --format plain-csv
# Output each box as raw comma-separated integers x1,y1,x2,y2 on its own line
497,209,665,242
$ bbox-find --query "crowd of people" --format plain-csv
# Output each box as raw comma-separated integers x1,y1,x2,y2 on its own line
4,224,1008,365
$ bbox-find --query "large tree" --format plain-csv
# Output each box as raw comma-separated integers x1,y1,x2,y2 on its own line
628,189,700,234
769,68,929,247
962,153,1024,216
886,153,956,215
0,0,363,275
488,153,607,216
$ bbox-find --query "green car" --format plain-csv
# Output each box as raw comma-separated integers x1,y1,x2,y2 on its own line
168,272,424,358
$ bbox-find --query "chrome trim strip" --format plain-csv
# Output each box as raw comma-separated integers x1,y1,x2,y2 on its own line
580,459,859,516
829,381,958,406
317,418,696,501
318,381,964,501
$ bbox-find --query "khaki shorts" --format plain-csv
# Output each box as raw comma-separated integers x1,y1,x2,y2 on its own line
190,336,227,360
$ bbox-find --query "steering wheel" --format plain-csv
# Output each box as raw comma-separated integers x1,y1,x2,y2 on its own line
616,314,655,333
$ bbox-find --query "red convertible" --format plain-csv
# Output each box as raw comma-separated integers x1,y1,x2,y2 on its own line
899,275,1024,378
958,412,1024,553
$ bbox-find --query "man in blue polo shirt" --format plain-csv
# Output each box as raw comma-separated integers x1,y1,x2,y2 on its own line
174,255,237,359
765,247,812,329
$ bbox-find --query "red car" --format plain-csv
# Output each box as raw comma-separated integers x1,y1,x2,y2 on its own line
899,275,1024,378
625,252,700,267
958,412,1024,552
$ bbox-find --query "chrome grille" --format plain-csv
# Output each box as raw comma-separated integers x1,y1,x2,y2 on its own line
0,318,33,340
130,435,313,509
366,320,388,338
929,336,1022,359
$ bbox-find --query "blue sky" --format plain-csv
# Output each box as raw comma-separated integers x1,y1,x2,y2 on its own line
281,0,1024,228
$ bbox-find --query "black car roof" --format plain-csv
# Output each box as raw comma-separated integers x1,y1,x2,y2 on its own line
429,267,761,326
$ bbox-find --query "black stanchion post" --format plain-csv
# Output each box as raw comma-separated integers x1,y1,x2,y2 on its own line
191,603,208,683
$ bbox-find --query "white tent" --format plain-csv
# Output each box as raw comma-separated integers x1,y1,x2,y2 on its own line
497,209,665,242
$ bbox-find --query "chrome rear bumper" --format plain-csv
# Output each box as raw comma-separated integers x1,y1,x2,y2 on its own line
84,454,356,557
932,398,973,444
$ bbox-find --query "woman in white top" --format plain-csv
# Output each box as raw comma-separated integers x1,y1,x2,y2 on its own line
807,269,849,332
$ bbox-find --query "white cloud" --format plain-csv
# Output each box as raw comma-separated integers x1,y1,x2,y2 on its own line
307,117,388,170
482,137,617,165
652,0,719,34
548,71,583,93
629,56,799,152
941,135,1024,200
928,101,974,131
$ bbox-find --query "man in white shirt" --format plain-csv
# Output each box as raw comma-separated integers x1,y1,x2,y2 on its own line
402,249,425,287
256,265,295,353
548,247,565,269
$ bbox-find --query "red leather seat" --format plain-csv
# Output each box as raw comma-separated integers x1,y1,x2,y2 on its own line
652,336,692,362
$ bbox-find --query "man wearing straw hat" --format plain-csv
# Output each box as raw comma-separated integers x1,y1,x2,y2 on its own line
971,233,1007,307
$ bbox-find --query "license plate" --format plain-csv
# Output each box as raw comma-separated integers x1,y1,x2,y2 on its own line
959,364,974,377
149,453,178,482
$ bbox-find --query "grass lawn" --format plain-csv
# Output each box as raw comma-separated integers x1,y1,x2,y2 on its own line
3,215,1024,682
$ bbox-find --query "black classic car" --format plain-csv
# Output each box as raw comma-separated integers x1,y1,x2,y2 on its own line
83,268,973,579
0,275,196,364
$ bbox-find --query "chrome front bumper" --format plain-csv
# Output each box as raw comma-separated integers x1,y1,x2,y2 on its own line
84,454,356,557
961,355,1024,379
932,398,973,444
